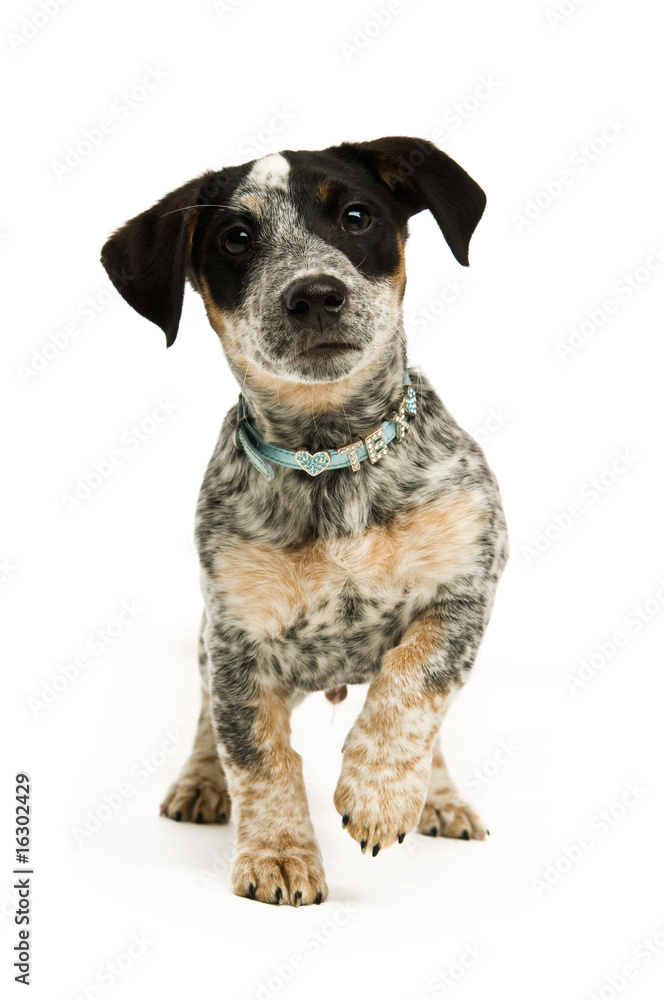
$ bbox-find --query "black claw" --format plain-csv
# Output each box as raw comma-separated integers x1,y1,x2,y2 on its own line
274,886,282,903
195,812,204,824
372,844,380,857
294,890,303,906
342,814,349,829
360,839,367,851
173,811,182,822
315,891,323,905
398,833,405,844
427,825,437,837
459,829,470,840
486,828,491,836
247,883,256,899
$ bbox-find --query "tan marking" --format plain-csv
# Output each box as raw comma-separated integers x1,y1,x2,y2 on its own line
316,180,340,204
194,284,397,414
392,231,406,301
213,491,485,639
334,633,452,849
334,618,462,850
238,192,264,214
219,684,327,905
371,152,407,191
431,741,444,769
198,275,252,362
185,208,198,254
379,615,444,687
198,275,228,339
230,350,395,412
252,688,295,765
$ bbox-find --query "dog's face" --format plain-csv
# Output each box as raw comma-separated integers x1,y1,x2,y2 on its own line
101,138,486,386
190,150,412,385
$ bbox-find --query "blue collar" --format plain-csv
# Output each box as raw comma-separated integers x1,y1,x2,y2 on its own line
235,372,417,480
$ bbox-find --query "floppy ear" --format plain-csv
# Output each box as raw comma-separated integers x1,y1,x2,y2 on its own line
100,173,213,346
334,136,486,266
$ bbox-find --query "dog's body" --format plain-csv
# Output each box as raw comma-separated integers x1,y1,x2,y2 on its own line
102,138,508,906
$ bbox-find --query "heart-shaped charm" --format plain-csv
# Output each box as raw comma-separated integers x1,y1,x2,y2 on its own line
295,449,330,476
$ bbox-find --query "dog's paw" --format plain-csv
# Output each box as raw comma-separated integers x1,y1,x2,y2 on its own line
232,844,328,906
160,774,231,825
334,744,430,854
417,794,487,840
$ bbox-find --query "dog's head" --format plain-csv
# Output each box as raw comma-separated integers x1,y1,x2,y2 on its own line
101,137,485,385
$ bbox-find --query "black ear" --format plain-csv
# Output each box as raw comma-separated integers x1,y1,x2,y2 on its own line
333,137,486,266
100,173,213,346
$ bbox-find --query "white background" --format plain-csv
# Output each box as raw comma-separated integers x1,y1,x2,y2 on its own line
3,0,664,997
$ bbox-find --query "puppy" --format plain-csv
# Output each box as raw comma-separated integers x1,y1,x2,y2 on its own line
101,137,508,906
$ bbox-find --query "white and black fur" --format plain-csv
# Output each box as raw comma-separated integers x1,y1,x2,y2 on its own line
101,137,508,906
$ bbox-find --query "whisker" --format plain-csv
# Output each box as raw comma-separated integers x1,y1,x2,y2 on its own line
159,203,238,218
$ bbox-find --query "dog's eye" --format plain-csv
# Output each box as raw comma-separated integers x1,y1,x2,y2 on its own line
222,228,253,254
341,205,372,233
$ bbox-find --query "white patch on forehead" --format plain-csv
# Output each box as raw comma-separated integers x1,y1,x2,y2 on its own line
246,153,290,191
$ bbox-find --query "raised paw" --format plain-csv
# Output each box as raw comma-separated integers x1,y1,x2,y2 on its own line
160,774,231,825
232,844,328,906
418,794,487,840
334,745,430,854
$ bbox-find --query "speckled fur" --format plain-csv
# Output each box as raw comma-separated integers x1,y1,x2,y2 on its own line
101,138,508,906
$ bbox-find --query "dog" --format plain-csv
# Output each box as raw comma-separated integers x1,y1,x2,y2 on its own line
101,136,508,907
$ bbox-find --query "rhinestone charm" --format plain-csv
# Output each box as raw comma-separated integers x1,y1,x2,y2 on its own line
404,385,417,415
338,439,363,472
295,449,331,476
392,404,409,441
392,385,417,440
364,426,388,464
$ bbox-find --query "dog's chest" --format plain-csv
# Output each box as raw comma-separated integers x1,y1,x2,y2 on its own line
211,489,485,687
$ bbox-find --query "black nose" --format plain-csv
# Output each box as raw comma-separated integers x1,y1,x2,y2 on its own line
284,275,347,332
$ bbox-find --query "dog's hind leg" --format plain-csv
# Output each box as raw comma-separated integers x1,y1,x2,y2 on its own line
417,733,487,840
160,612,232,824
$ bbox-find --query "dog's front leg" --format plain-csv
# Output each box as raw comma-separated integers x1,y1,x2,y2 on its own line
334,611,468,855
205,621,327,906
